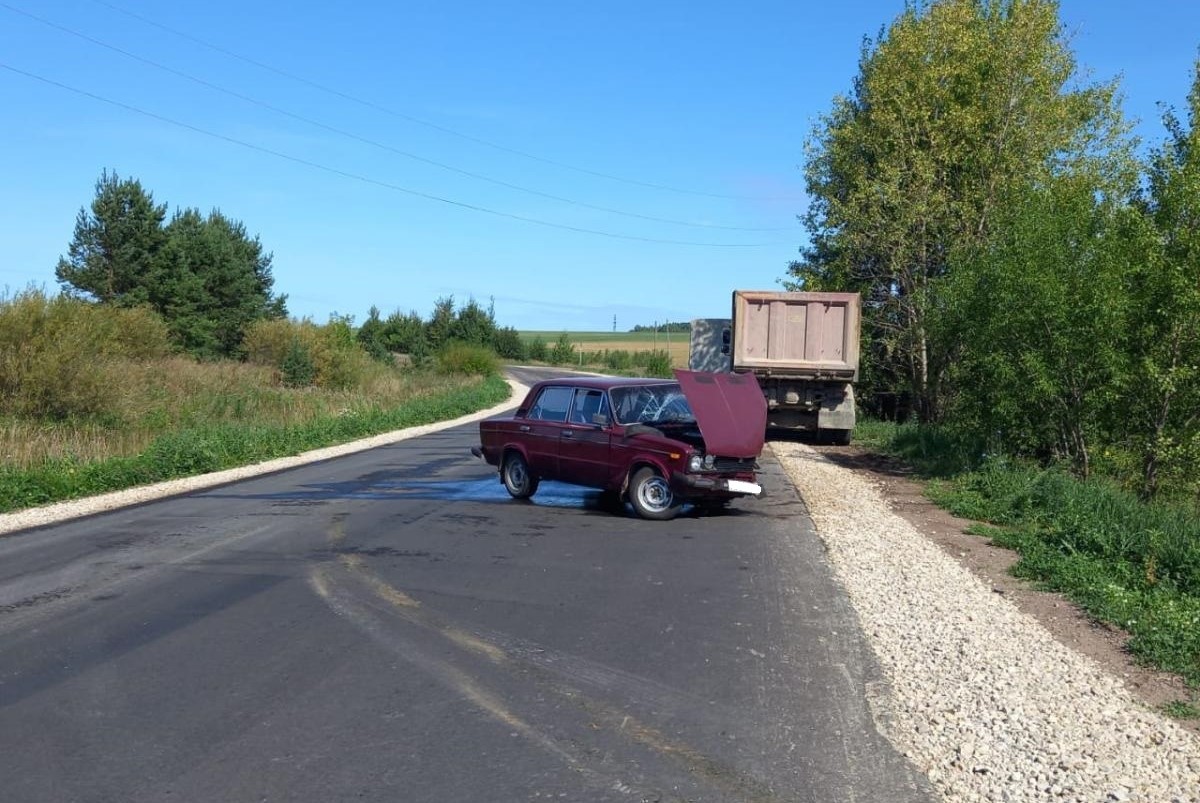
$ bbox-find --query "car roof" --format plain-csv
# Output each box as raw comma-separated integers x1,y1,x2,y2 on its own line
530,375,676,392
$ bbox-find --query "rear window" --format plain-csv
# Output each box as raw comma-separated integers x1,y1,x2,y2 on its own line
527,386,574,422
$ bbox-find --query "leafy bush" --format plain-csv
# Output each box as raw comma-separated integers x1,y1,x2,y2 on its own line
634,350,672,378
604,350,633,370
436,341,499,375
492,326,526,360
241,317,303,366
243,317,374,389
526,337,548,362
0,289,173,419
280,339,316,387
548,333,575,365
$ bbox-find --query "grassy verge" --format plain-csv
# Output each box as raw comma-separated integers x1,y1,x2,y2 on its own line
0,374,509,514
861,418,1200,693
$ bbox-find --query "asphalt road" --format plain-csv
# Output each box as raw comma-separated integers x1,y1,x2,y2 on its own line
0,368,933,803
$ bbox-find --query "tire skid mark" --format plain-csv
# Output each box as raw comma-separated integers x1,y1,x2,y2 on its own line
306,563,648,798
0,523,277,636
318,551,784,803
336,554,421,610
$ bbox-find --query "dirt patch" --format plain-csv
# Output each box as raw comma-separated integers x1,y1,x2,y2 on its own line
813,444,1199,733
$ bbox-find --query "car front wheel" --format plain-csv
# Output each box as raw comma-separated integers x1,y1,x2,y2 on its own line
628,467,681,521
502,452,538,499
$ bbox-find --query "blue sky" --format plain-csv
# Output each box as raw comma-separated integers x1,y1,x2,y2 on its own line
2,1,1198,331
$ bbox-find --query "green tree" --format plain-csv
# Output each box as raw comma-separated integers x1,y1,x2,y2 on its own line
549,333,576,365
356,306,391,362
492,326,526,360
1126,58,1200,496
942,177,1133,475
156,208,287,357
526,336,548,362
380,309,427,356
425,296,456,353
789,0,1129,421
56,172,286,358
450,297,497,346
55,170,167,304
280,338,316,388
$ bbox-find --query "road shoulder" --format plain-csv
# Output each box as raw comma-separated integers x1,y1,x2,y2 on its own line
814,444,1198,734
0,379,528,536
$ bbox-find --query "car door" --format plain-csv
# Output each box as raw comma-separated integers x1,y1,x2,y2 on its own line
558,388,612,488
522,385,574,479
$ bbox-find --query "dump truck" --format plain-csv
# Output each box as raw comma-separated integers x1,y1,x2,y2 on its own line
689,290,861,444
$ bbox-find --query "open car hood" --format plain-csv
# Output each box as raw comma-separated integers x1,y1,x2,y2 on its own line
673,369,766,458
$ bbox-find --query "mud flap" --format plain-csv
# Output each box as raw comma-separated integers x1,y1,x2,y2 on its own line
817,384,856,431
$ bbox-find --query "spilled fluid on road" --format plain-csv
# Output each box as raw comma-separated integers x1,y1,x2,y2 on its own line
219,475,636,514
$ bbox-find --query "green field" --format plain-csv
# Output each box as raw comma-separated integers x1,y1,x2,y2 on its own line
517,330,690,367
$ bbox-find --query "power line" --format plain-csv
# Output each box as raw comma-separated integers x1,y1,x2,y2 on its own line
0,62,789,248
0,2,793,233
88,0,805,203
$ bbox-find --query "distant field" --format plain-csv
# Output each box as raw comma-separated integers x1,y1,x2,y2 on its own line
518,330,690,367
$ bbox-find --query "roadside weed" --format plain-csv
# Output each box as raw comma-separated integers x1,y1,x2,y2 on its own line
863,416,1200,687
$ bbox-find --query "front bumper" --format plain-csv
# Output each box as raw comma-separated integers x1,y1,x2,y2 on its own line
671,472,762,497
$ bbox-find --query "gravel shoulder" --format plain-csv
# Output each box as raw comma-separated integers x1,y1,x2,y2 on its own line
770,439,1200,803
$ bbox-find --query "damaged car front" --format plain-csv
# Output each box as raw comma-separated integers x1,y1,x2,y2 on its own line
474,370,767,521
609,370,767,519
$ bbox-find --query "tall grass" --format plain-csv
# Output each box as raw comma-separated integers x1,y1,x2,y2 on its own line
0,290,510,513
0,374,509,513
865,416,1200,687
0,289,172,419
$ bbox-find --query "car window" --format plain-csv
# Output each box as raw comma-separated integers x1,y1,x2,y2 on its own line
568,389,609,425
527,386,574,422
610,383,694,425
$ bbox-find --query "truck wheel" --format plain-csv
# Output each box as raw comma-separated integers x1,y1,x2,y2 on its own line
502,452,539,499
628,468,681,521
820,429,852,446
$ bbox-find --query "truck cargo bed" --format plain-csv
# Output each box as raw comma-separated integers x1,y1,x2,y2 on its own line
730,291,860,380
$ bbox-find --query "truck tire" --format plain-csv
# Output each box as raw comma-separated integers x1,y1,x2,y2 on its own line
820,429,852,446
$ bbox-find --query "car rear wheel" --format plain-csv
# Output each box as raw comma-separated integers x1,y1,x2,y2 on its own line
502,452,538,499
628,467,681,521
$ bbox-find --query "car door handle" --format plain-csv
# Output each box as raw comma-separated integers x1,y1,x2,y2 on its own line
519,425,531,432
561,430,574,438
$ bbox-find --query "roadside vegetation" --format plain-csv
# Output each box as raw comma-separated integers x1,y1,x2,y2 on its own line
855,420,1200,693
798,1,1200,702
0,173,521,516
0,288,507,514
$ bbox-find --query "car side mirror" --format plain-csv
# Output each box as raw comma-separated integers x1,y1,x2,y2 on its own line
592,413,608,428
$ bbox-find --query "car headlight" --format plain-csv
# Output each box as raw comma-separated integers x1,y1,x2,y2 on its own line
688,455,703,472
703,454,715,469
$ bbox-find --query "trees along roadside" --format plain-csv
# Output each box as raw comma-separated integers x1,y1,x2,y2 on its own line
55,170,287,359
790,0,1130,423
1126,59,1200,498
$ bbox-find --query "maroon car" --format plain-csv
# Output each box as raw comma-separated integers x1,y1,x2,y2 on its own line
471,370,767,520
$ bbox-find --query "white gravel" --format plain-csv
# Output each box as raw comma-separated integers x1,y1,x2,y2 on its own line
771,440,1200,803
0,380,526,537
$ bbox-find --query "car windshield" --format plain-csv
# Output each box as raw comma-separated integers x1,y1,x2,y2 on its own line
610,383,695,426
